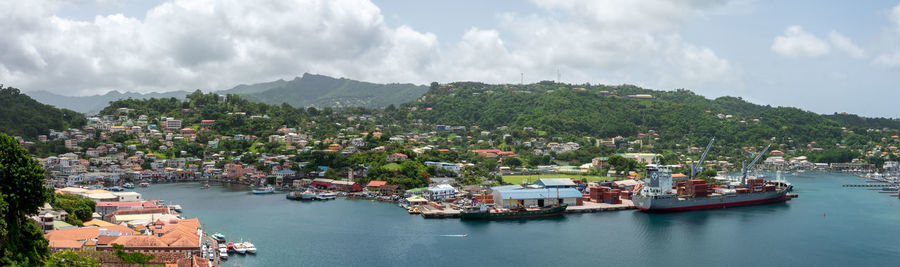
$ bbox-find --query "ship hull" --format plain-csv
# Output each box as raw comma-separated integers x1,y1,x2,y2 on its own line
634,190,790,212
461,205,567,220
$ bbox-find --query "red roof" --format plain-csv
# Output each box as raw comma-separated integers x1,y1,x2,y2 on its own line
393,153,407,157
366,181,387,187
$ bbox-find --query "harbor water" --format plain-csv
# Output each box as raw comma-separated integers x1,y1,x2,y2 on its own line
135,172,900,266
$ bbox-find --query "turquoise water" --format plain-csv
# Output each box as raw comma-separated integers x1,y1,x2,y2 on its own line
135,172,900,266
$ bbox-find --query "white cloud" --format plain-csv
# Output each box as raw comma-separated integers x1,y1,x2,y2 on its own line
874,52,900,67
828,31,865,58
771,26,830,58
0,0,739,96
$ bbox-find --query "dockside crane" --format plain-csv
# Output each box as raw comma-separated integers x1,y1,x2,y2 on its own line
741,144,771,185
690,138,715,179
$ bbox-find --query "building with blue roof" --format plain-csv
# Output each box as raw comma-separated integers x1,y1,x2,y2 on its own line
492,187,582,208
533,178,577,188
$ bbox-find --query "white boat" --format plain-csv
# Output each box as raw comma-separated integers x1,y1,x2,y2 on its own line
252,186,274,194
169,205,183,212
234,242,247,254
139,182,150,187
242,241,257,253
316,192,336,200
219,250,228,259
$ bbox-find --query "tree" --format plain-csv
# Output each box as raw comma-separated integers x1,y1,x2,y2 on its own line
45,251,100,267
112,243,155,264
0,133,52,265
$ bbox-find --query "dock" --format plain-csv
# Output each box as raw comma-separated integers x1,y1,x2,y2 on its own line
842,184,896,187
419,204,461,218
565,199,636,213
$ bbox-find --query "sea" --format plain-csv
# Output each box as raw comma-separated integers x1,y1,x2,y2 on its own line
134,171,900,266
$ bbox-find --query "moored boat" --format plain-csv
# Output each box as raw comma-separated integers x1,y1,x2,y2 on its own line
202,184,210,189
460,204,567,220
123,183,135,189
226,242,235,253
234,242,247,254
252,186,275,194
315,192,336,200
212,233,226,243
139,182,150,187
242,241,256,254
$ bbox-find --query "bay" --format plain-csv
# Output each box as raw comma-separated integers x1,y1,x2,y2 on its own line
134,172,900,266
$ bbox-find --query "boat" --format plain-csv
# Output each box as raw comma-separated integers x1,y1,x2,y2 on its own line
460,204,567,220
226,242,235,253
252,186,274,194
287,190,317,200
123,183,135,189
139,182,150,188
168,205,183,212
316,192,336,200
108,186,124,192
202,184,210,189
234,242,247,254
633,143,793,212
212,233,226,243
242,241,257,254
219,249,228,259
408,207,420,214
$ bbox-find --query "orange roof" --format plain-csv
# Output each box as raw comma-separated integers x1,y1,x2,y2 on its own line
45,225,138,242
49,239,83,249
366,181,387,187
672,173,687,178
108,235,169,247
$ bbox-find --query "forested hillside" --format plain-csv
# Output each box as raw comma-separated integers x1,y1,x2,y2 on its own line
0,86,86,138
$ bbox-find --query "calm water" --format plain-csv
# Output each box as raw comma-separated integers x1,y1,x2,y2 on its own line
135,172,900,266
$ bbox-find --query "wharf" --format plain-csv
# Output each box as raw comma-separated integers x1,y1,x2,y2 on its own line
201,232,221,267
565,199,636,213
842,184,895,187
419,204,461,218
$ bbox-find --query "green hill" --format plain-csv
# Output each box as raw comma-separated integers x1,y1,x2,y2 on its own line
222,73,428,108
0,86,86,138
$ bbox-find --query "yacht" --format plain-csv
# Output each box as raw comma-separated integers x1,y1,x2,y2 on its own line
242,241,257,253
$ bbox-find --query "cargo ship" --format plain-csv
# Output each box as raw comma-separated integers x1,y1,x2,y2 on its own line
633,167,792,212
633,141,793,212
460,204,567,220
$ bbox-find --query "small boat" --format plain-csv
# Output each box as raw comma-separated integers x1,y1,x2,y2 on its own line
212,233,226,243
123,183,135,189
252,186,274,194
202,184,210,189
301,190,316,200
234,242,247,254
408,207,420,214
108,186,124,192
226,242,235,253
168,205,183,212
242,241,256,254
139,182,150,187
219,250,228,259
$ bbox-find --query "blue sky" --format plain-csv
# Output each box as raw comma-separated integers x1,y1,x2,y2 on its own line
4,0,900,117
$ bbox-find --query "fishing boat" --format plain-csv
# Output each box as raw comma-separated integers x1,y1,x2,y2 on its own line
139,182,150,188
242,241,257,254
212,233,226,243
123,183,135,189
252,186,275,194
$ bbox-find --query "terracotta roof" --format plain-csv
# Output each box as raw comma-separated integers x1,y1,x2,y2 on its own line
45,226,138,243
49,239,83,249
108,235,168,247
366,181,387,187
83,219,116,227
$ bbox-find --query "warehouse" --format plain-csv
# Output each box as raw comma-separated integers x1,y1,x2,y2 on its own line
492,186,582,208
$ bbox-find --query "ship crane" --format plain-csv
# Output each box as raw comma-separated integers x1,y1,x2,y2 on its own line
690,138,715,179
741,144,771,185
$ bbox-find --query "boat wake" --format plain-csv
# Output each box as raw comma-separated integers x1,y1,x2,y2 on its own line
439,234,468,237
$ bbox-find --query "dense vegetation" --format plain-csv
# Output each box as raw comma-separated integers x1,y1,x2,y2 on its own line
51,194,96,226
0,133,52,265
222,73,428,108
0,86,86,138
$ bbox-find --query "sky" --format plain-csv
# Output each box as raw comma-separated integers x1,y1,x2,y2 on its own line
2,0,900,117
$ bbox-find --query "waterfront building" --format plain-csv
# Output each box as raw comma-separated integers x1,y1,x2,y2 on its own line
534,178,577,188
424,184,456,201
491,185,582,208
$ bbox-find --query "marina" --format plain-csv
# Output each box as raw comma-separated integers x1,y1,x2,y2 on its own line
135,172,900,266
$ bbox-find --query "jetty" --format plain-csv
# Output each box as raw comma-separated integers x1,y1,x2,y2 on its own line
565,199,636,213
842,184,896,187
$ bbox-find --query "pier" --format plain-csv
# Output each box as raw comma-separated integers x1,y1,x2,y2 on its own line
842,184,896,187
565,200,636,213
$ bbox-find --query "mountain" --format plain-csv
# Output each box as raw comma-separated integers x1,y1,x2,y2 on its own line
220,73,428,108
0,86,86,138
30,90,190,114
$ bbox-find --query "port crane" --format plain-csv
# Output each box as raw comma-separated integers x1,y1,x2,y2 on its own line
690,138,715,179
741,144,771,185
